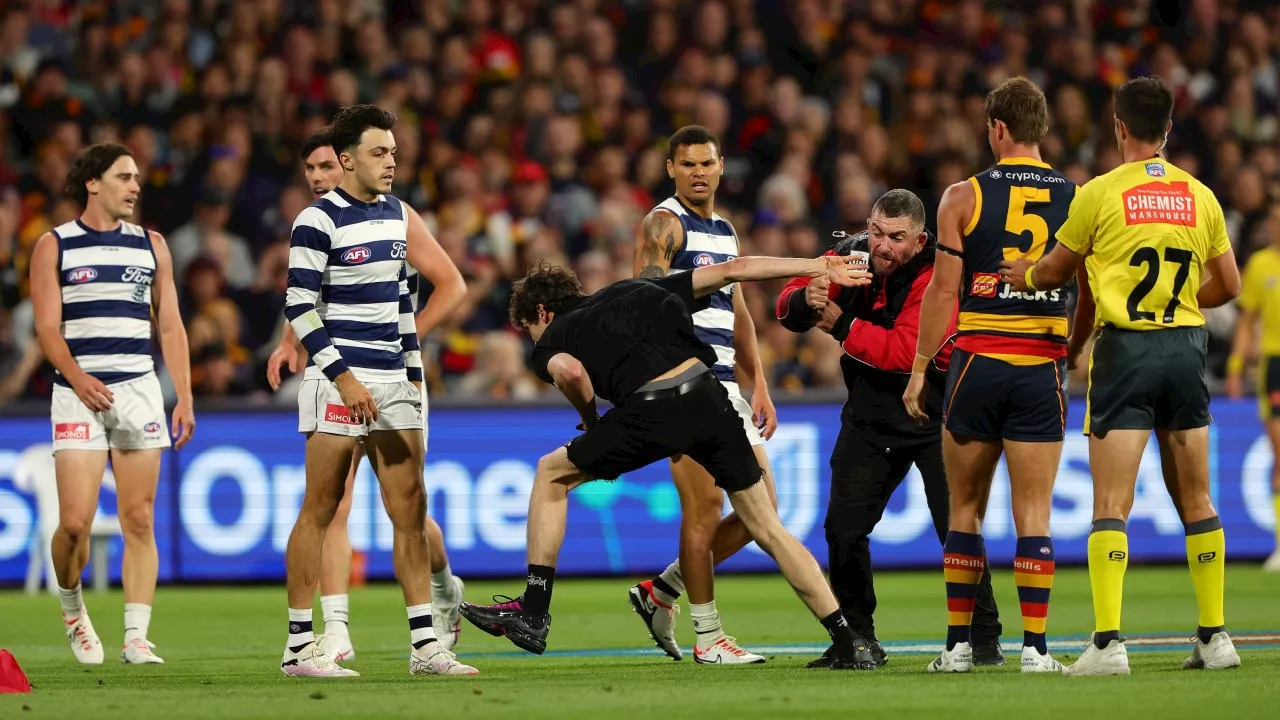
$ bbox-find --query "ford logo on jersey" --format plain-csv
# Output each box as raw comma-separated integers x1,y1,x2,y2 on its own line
342,246,371,264
66,267,97,283
693,253,715,267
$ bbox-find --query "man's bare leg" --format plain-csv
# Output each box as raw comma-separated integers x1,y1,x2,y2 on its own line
630,447,777,661
931,431,1002,666
364,427,477,674
1004,438,1064,667
724,479,876,669
111,447,166,662
1157,427,1236,667
52,449,109,664
318,444,360,656
281,432,357,675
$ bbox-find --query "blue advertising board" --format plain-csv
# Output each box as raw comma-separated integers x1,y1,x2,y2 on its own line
0,398,1275,586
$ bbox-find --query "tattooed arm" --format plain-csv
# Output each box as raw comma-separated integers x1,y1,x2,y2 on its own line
632,208,683,278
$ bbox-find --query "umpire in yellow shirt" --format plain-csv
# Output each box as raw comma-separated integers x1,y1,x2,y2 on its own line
1225,227,1280,571
1000,76,1242,676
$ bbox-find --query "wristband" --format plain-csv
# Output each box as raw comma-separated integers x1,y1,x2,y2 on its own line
1024,265,1039,292
1227,353,1244,376
912,352,932,375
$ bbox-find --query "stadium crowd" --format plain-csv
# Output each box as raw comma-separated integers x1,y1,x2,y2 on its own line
0,0,1276,406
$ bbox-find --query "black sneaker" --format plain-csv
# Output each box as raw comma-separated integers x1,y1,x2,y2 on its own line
972,640,1006,666
831,637,878,670
459,595,551,655
867,637,888,667
805,644,836,669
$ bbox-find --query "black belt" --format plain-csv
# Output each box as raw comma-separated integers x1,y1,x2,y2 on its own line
629,370,715,403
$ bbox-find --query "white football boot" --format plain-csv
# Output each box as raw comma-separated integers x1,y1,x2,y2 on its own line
120,637,164,664
315,633,355,664
64,612,104,665
281,642,360,678
693,636,766,665
1262,551,1280,572
409,643,479,675
628,580,682,660
925,641,973,673
1063,634,1130,676
1183,632,1241,670
1020,645,1064,673
434,576,465,652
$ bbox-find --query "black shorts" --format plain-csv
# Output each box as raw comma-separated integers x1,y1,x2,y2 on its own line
1259,356,1280,420
1085,325,1211,437
565,374,762,492
942,348,1067,442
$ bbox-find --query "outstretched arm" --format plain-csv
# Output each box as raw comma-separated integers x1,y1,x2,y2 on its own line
692,255,868,299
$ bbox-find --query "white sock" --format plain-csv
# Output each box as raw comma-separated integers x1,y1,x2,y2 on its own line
658,560,685,597
124,603,151,642
408,603,436,650
430,563,454,600
690,601,725,648
320,594,350,638
58,584,84,619
287,607,315,652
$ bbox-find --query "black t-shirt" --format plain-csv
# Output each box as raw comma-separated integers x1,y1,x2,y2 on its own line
530,273,716,404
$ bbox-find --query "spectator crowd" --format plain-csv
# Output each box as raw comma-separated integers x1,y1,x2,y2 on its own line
0,0,1277,407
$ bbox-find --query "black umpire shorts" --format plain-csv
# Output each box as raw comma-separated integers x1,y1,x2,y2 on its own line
1259,355,1280,420
943,347,1068,442
1085,325,1211,438
565,372,762,492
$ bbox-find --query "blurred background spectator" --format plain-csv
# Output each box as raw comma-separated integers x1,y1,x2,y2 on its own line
0,0,1276,406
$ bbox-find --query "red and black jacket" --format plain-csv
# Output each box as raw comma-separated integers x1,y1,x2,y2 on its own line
776,230,956,441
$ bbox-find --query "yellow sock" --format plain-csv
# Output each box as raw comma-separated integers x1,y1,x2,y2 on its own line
1273,495,1280,549
1185,517,1226,634
1087,519,1128,640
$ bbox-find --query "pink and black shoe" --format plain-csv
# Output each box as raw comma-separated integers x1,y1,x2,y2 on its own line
459,596,551,655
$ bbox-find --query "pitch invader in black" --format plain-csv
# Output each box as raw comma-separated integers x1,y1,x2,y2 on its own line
460,253,882,669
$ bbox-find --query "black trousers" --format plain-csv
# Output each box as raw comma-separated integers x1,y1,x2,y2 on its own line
825,422,1002,642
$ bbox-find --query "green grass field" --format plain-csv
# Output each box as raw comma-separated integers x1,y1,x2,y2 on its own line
2,566,1278,719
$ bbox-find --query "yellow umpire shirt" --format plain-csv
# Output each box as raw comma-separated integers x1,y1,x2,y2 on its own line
1237,246,1280,356
1054,157,1231,331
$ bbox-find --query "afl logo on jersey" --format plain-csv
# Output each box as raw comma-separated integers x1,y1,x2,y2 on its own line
342,246,371,264
1145,162,1165,177
693,253,715,267
66,267,98,283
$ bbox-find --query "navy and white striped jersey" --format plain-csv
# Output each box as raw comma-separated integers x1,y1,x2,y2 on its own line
53,219,156,386
285,187,422,385
658,196,739,383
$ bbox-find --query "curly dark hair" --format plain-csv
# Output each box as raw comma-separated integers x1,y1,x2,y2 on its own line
509,259,584,326
64,142,133,207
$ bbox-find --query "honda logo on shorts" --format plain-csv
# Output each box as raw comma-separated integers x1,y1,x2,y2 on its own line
66,267,98,283
54,423,90,441
341,247,371,264
325,403,358,425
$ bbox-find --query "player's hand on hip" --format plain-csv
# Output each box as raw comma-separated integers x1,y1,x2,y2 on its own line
72,373,114,412
171,399,196,449
816,301,843,334
998,257,1035,292
336,373,379,424
752,388,778,440
902,372,930,423
265,341,299,391
824,255,873,288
